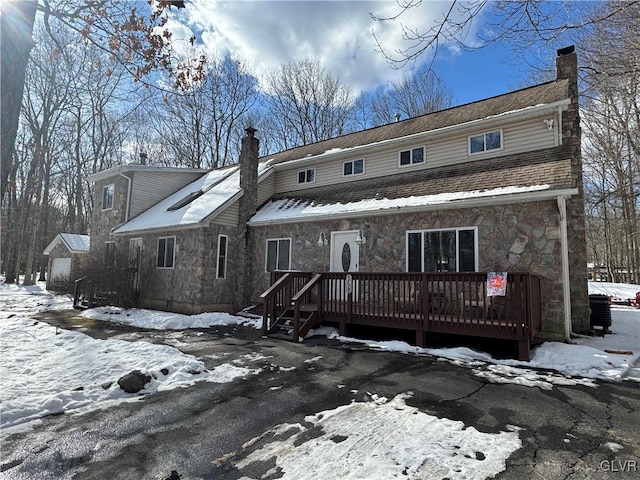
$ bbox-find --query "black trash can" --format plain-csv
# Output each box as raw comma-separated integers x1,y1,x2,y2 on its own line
589,294,612,333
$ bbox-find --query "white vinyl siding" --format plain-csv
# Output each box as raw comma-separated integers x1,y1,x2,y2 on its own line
272,117,554,194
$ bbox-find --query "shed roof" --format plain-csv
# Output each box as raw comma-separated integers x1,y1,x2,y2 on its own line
43,233,90,255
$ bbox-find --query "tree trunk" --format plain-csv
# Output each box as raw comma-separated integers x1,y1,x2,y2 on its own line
0,0,37,202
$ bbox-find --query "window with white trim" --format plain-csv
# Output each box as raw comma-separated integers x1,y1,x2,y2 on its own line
406,228,477,272
469,130,502,154
216,235,228,279
105,241,116,266
297,168,315,184
265,238,291,272
398,146,425,166
102,184,114,210
343,158,364,176
157,236,175,269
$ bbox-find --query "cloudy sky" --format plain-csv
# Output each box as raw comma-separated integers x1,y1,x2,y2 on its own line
168,0,547,106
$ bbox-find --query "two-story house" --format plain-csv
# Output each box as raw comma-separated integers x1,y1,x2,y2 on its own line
84,47,589,359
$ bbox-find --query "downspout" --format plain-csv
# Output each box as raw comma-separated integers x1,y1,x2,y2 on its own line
118,173,132,223
557,195,574,341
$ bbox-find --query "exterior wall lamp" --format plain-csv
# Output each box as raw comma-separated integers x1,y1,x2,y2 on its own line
317,232,328,247
355,229,366,246
544,118,554,130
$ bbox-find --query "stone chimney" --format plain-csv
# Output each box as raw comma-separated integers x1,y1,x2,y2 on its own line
556,46,590,333
236,127,260,310
239,127,259,224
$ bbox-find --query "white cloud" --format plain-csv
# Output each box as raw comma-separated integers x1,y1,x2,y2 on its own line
180,0,455,94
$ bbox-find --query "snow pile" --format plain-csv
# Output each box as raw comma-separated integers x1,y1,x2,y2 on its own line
80,305,261,330
233,393,522,479
0,316,259,436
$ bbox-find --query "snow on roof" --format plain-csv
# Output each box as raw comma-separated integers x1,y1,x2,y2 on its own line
249,184,553,225
43,233,90,255
112,163,271,234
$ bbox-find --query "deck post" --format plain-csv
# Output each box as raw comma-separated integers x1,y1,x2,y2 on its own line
518,339,530,361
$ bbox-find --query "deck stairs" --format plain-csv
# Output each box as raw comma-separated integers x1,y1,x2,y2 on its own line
266,303,319,341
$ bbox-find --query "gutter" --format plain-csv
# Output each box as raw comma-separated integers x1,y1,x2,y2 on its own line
557,195,575,342
118,173,132,223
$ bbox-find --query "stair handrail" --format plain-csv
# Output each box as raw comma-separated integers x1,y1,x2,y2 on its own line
259,272,296,336
291,273,323,341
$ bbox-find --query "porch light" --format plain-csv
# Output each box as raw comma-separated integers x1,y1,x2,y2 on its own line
317,232,328,247
355,229,366,246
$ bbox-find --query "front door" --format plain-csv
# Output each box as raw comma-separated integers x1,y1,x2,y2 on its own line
330,231,360,299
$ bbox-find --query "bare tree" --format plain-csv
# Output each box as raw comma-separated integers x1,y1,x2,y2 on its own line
581,1,640,283
262,58,356,151
0,0,202,203
366,68,453,126
153,55,259,168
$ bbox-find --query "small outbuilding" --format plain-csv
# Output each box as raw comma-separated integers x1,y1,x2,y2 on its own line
43,233,90,290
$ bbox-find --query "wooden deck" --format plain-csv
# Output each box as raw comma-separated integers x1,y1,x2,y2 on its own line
260,271,542,361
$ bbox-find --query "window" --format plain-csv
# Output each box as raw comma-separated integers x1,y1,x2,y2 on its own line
399,146,425,166
168,190,205,211
406,228,477,272
343,159,364,176
469,130,502,154
102,184,114,210
265,238,291,272
105,241,116,266
216,235,228,279
157,236,175,269
297,168,315,184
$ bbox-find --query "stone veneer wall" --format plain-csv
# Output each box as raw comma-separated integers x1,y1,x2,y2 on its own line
248,199,571,339
91,175,131,248
128,224,237,314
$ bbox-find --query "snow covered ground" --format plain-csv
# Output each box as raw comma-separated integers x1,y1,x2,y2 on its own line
1,279,638,479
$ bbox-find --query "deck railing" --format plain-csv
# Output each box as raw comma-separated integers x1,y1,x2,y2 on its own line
261,271,542,360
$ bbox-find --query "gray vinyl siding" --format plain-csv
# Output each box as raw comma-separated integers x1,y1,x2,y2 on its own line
129,171,207,218
273,117,555,194
212,203,239,227
257,174,275,206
